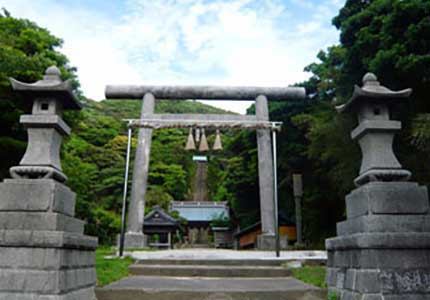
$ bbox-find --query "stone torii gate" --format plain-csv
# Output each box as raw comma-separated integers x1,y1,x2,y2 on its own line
105,85,305,249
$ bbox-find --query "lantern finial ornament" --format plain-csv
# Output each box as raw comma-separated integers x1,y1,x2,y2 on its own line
199,128,209,152
185,128,196,150
212,129,223,151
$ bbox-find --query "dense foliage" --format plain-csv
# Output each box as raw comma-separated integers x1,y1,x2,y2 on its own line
63,99,228,244
277,0,430,245
211,0,430,246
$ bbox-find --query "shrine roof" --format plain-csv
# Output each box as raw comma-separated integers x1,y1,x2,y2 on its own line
144,205,178,227
170,201,229,222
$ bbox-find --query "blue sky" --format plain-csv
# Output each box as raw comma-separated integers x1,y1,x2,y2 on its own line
0,0,344,113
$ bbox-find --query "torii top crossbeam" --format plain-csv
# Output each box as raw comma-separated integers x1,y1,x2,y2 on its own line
105,85,305,101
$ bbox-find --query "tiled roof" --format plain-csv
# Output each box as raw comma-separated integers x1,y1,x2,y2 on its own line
170,201,229,222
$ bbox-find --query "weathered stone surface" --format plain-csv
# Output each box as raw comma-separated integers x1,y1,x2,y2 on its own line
129,264,292,277
326,268,340,287
345,182,428,218
256,95,275,236
96,275,325,300
337,215,430,236
20,114,71,136
351,120,401,140
19,127,63,170
379,269,430,294
0,287,96,300
0,179,76,216
128,93,155,235
256,235,288,250
118,232,147,249
0,247,95,269
330,268,430,298
0,212,84,233
327,248,430,269
347,269,381,293
356,132,402,173
105,84,306,101
143,113,257,121
0,268,95,293
0,230,97,250
326,233,430,250
340,291,383,300
383,295,430,300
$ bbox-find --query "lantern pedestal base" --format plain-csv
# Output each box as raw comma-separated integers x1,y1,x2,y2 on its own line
0,179,97,300
326,182,430,300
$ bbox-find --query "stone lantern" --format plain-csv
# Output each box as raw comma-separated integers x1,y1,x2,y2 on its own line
337,73,412,186
9,65,81,182
0,66,97,300
326,73,430,300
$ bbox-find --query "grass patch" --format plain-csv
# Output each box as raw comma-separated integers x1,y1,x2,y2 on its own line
96,247,134,287
291,266,327,288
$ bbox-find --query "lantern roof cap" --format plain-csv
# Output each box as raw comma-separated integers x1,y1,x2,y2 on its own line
9,66,82,110
336,73,412,113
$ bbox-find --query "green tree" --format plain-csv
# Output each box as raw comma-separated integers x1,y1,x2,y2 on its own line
288,0,430,244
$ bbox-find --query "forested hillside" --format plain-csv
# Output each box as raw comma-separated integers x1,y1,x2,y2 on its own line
62,99,232,244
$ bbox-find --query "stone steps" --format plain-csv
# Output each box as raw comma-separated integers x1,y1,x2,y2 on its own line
96,275,326,300
97,254,326,300
134,258,325,266
129,264,292,277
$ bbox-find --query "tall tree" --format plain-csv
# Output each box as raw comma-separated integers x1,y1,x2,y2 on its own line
290,0,430,244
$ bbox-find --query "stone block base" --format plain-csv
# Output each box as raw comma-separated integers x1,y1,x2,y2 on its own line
117,232,147,249
326,181,430,300
256,235,288,250
327,236,430,299
0,179,97,300
345,182,428,218
0,287,96,300
0,241,97,299
0,179,76,216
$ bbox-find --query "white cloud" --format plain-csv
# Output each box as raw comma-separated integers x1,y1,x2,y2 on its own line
0,0,342,114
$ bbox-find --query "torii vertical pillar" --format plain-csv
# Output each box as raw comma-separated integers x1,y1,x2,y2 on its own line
121,92,155,249
255,95,287,249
